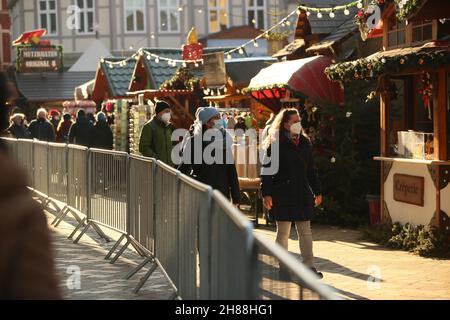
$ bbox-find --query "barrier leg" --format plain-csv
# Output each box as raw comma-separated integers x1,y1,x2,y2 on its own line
68,217,87,240
51,206,68,225
73,222,91,244
129,238,148,258
105,234,126,260
110,238,131,264
125,257,153,280
134,263,158,294
91,223,112,243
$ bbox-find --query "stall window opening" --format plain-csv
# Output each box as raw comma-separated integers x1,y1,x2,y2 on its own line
388,18,406,48
388,76,435,160
412,20,433,44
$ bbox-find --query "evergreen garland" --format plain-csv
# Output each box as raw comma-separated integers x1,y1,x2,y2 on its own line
325,48,450,84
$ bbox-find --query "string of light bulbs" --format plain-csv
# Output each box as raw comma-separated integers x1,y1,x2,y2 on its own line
101,1,363,69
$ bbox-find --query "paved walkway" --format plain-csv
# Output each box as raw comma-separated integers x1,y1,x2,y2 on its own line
48,213,173,300
255,224,450,300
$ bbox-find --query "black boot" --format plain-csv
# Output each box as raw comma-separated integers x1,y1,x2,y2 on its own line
310,267,324,280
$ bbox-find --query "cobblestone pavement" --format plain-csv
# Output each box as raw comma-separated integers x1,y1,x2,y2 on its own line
255,224,450,300
47,212,174,300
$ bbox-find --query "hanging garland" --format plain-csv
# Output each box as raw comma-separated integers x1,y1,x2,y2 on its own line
325,47,450,84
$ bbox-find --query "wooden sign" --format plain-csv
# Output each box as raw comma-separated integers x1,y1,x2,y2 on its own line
203,52,227,87
17,45,63,73
393,174,425,207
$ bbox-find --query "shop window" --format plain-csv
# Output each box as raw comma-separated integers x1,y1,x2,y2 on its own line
158,0,179,33
125,0,146,33
38,0,58,35
209,0,228,33
247,0,266,29
387,18,406,48
76,0,95,35
412,20,433,44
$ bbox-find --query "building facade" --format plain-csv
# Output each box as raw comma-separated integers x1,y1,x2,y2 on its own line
1,0,11,70
8,0,296,67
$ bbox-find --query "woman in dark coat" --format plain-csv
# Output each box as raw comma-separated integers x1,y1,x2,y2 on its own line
179,107,240,204
261,108,323,279
7,114,31,139
90,112,113,150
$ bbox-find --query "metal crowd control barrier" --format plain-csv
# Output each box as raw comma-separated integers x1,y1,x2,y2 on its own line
209,190,257,300
2,137,341,301
2,137,18,161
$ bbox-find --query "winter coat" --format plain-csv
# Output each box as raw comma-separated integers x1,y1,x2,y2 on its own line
261,131,322,222
0,146,61,299
139,117,174,166
7,124,31,139
28,119,55,142
90,121,113,150
68,117,93,147
179,127,241,204
56,120,73,143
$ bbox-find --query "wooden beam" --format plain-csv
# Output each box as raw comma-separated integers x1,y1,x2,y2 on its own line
380,76,391,157
434,70,447,160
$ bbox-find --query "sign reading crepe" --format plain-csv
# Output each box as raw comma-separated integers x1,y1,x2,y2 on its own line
393,174,425,207
17,45,63,73
203,52,227,87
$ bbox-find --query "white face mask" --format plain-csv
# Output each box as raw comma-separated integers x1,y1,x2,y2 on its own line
160,112,171,124
290,122,303,135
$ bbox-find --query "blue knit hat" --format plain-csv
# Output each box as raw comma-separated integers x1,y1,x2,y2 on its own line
96,112,107,122
198,107,220,124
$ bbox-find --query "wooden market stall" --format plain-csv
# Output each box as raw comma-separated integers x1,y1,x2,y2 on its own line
325,0,450,231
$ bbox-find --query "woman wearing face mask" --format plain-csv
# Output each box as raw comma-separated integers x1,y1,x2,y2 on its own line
261,108,323,280
179,107,240,204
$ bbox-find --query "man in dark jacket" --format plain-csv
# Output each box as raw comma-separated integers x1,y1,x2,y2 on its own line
179,107,241,204
28,109,56,142
139,101,174,166
69,109,94,147
7,113,31,139
90,112,113,150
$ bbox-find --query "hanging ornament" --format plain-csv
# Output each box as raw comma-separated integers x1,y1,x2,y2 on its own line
344,7,350,15
317,11,323,19
329,11,335,18
419,72,433,120
238,47,244,55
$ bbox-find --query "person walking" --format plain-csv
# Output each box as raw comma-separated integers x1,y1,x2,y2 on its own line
139,100,174,166
90,112,113,150
0,72,61,300
56,113,73,143
28,108,56,142
179,107,240,204
7,113,31,139
261,108,323,280
68,109,94,147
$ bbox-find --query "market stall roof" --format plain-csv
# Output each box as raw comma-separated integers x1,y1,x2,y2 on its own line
69,40,111,72
16,71,95,102
74,79,95,100
204,93,249,103
325,42,450,84
92,57,136,101
224,57,276,87
129,47,246,92
127,89,193,100
306,18,358,55
245,55,344,109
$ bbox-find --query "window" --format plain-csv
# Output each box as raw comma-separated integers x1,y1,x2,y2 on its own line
209,0,228,33
125,0,146,33
76,0,95,35
412,20,433,44
38,0,58,35
387,18,406,48
158,0,179,33
247,0,265,29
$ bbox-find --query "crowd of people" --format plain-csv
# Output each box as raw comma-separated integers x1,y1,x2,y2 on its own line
6,108,114,150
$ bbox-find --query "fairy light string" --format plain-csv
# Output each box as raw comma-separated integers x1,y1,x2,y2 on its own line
101,1,362,69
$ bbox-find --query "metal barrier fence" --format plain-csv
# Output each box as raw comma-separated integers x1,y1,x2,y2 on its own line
3,137,341,301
